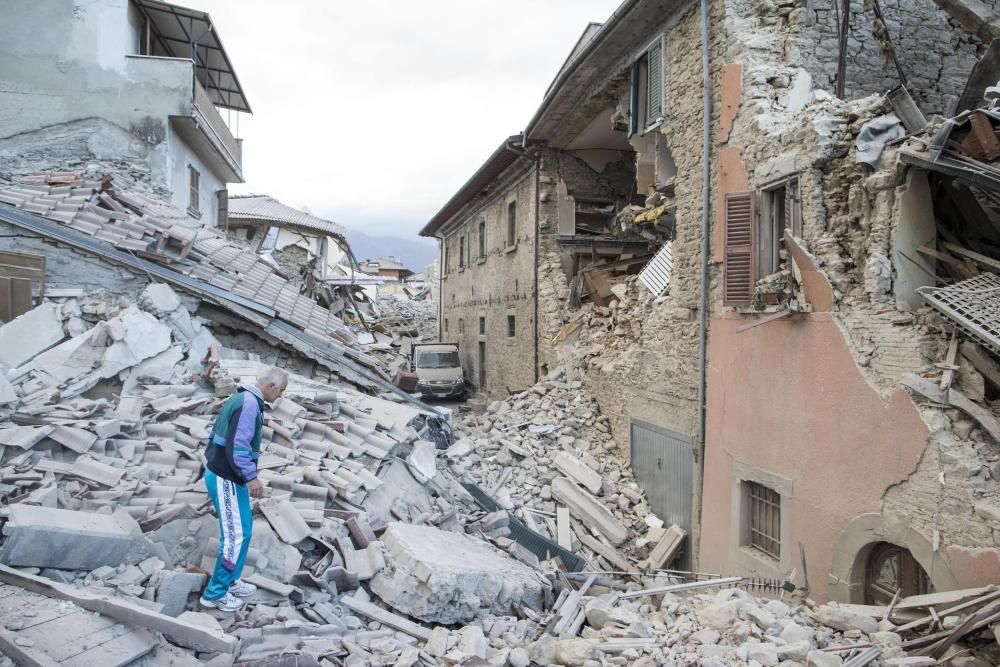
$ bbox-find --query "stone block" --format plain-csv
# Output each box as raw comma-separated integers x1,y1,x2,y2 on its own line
0,505,137,570
156,571,207,617
0,302,64,368
370,522,545,624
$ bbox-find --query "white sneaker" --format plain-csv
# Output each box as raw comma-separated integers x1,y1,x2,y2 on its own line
229,579,257,597
199,592,244,612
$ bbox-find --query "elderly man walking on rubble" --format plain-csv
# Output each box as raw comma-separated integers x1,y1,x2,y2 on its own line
199,367,289,612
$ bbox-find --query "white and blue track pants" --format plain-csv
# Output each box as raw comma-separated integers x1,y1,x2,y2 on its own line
203,469,253,600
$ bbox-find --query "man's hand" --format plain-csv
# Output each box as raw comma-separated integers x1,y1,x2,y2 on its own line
247,478,264,499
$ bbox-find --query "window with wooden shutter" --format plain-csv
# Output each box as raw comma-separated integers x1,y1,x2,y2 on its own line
217,189,228,230
187,165,200,218
724,191,756,305
784,178,800,237
646,40,663,124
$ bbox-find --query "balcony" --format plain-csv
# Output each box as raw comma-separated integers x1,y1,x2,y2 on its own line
124,55,245,183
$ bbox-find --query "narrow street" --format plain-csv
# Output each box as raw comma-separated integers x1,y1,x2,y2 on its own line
1,0,1000,665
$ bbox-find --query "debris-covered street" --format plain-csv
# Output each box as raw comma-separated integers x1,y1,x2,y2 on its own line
5,0,1000,665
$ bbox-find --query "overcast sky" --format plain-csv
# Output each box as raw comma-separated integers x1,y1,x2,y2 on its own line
183,0,621,239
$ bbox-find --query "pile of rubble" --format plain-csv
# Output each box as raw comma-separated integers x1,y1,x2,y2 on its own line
356,294,440,381
0,289,997,665
446,373,678,571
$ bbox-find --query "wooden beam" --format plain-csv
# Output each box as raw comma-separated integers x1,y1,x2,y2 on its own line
340,595,434,642
940,330,959,391
942,242,1000,272
902,373,1000,441
960,342,1000,389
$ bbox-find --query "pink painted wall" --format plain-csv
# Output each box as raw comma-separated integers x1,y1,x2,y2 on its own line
699,312,930,601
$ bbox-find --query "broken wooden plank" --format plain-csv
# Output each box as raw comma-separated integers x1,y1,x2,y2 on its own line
901,373,1000,442
960,341,1000,389
940,329,959,391
0,565,236,653
340,595,433,641
642,524,686,570
895,585,995,611
894,587,1000,633
617,576,744,600
942,241,1000,273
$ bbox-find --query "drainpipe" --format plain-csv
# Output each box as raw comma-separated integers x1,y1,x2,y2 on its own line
503,140,540,384
695,0,712,562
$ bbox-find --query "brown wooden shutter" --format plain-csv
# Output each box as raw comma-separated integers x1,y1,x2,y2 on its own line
217,189,229,230
724,191,756,305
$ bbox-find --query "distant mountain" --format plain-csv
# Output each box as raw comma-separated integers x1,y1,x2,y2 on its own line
345,229,438,273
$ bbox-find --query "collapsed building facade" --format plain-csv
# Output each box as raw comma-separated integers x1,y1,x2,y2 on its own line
424,0,1000,605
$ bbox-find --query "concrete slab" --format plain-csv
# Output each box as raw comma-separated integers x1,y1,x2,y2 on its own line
0,302,65,368
0,505,136,570
551,477,628,546
553,452,602,494
370,522,545,624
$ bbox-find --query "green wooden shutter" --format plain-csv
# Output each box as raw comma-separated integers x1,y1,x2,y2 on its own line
646,40,663,124
629,61,640,136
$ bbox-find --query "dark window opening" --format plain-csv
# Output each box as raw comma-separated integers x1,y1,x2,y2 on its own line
479,316,486,335
507,201,517,246
479,220,486,258
507,315,515,338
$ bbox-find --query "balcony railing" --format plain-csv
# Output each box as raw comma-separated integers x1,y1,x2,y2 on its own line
193,78,242,167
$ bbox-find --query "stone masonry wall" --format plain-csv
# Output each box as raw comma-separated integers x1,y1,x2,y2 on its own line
438,161,538,397
789,0,983,115
535,0,718,451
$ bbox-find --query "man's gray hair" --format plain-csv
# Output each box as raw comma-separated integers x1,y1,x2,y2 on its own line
257,367,289,388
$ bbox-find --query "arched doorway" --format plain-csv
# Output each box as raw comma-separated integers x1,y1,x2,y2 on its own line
864,541,932,605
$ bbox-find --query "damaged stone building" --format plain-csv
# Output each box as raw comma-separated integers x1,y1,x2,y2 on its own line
426,0,1000,604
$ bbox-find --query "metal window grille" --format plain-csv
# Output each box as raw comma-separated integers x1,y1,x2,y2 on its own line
747,481,781,559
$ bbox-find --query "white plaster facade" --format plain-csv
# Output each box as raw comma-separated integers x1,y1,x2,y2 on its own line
0,0,246,225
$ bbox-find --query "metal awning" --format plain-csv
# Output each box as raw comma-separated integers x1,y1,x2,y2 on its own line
132,0,251,113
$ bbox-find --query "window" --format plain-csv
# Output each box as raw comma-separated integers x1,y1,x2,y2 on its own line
444,318,449,333
459,235,466,268
507,315,515,338
722,177,801,306
629,37,664,135
757,178,801,279
478,220,486,259
744,481,781,560
458,318,464,334
187,165,200,217
479,316,486,335
443,243,450,275
507,201,517,246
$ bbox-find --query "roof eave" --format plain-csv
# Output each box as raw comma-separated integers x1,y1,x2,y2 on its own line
524,0,640,142
420,135,526,238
